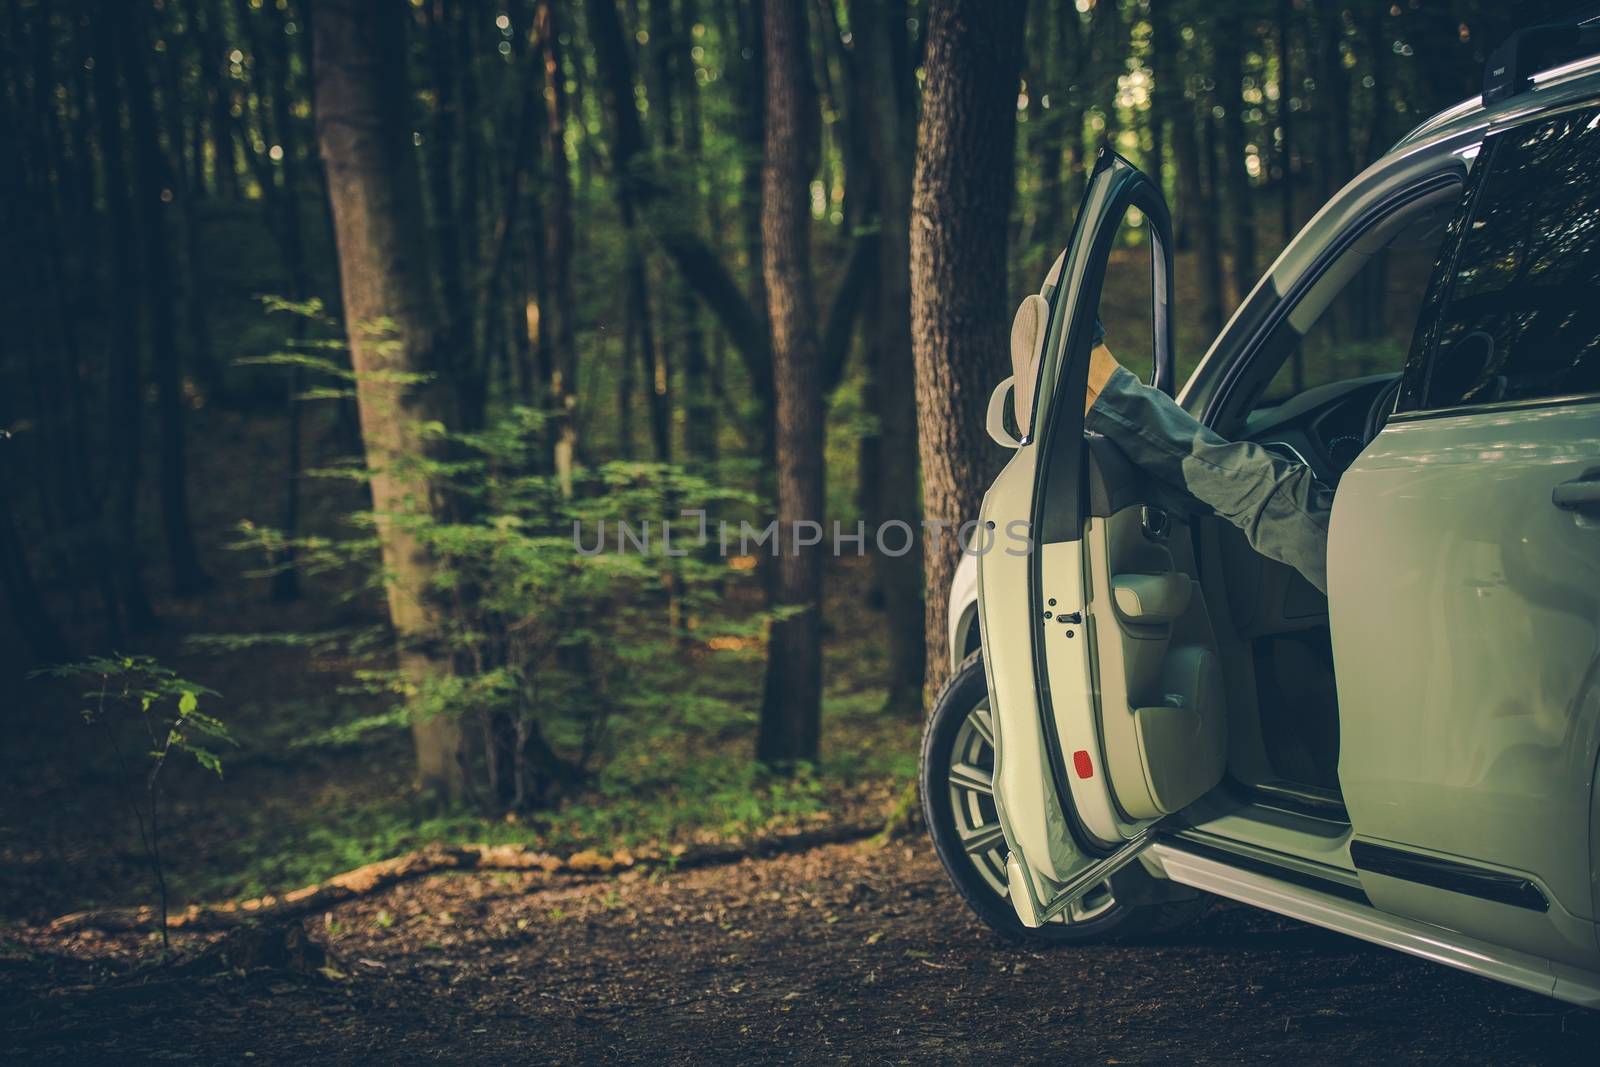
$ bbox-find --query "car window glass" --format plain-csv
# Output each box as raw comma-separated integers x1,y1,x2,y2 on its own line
1096,206,1157,387
1260,235,1440,405
1422,105,1600,408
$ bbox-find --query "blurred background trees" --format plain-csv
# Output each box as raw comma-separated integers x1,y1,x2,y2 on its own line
0,0,1575,805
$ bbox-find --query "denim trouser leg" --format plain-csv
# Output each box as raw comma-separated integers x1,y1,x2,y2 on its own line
1084,366,1332,594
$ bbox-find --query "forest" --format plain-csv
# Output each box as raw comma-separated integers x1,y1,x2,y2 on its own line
0,2,1589,1057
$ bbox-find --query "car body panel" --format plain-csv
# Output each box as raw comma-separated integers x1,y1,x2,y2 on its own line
1329,399,1600,966
947,551,980,670
1145,840,1600,1009
944,58,1600,1005
977,444,1083,887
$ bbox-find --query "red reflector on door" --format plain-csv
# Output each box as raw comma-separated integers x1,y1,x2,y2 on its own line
1073,750,1093,779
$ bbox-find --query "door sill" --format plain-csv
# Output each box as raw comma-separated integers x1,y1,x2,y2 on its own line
1247,779,1349,823
1149,840,1600,1009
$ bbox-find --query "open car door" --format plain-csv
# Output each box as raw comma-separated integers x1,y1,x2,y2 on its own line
977,149,1229,927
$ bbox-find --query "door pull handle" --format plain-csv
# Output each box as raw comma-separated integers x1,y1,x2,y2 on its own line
1552,477,1600,514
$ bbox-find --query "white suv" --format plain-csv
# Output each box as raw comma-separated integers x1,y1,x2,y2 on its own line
921,27,1600,1007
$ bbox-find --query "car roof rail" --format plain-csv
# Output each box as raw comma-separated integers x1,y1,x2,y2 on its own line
1483,10,1600,104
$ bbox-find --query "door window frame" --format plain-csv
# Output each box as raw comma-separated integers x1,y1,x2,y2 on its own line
1030,150,1175,546
1198,170,1469,436
1394,100,1600,420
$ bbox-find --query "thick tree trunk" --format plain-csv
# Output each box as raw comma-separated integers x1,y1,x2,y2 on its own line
852,0,924,716
115,0,211,596
314,0,464,801
909,0,1026,702
756,0,823,767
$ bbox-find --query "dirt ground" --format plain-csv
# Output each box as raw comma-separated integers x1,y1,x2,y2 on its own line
4,839,1597,1066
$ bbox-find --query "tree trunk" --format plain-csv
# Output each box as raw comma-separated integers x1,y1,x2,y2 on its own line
0,471,72,665
851,0,924,716
1278,0,1302,392
161,1,223,408
314,0,464,801
7,2,122,644
237,0,314,601
115,0,211,596
909,0,1026,703
1315,8,1352,202
1152,0,1195,250
675,0,716,470
1213,13,1256,307
731,0,767,324
265,0,311,601
756,0,823,767
1278,0,1295,243
423,1,476,430
537,0,578,493
90,0,156,632
1198,101,1228,337
1089,0,1124,142
585,0,671,462
198,0,240,199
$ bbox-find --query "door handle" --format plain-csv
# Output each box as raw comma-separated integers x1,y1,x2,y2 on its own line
1552,476,1600,514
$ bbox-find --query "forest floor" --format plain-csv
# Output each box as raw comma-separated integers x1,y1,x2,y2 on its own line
5,837,1599,1065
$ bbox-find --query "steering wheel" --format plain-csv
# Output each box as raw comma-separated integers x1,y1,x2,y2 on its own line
1362,376,1404,446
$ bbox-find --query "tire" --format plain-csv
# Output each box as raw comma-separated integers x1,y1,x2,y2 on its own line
920,650,1207,944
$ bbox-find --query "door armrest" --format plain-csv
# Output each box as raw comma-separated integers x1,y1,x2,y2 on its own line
1111,572,1192,624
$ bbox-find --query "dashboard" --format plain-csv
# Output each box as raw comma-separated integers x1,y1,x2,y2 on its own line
1240,373,1399,485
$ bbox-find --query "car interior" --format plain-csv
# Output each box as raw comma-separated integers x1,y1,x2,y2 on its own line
1082,178,1463,826
1193,181,1462,817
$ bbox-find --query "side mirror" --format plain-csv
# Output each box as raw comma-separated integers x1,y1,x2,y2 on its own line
987,376,1022,449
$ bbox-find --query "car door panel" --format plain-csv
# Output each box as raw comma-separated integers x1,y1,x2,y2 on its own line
1330,106,1600,968
978,443,1084,885
1329,402,1600,967
978,149,1227,925
1085,503,1227,821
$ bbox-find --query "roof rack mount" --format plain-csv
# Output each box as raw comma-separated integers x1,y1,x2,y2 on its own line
1484,18,1600,105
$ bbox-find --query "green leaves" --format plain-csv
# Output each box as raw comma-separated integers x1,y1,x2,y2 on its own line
35,655,232,778
210,399,769,813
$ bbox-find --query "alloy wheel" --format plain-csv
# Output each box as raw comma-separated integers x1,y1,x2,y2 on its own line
946,697,1116,924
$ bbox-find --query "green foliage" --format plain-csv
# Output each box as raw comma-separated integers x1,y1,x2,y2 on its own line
30,655,232,948
222,371,769,810
32,655,231,779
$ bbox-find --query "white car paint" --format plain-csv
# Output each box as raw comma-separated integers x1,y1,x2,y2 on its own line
940,52,1600,1007
1329,399,1600,969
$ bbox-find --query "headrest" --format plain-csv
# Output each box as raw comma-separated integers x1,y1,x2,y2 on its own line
1010,293,1049,438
